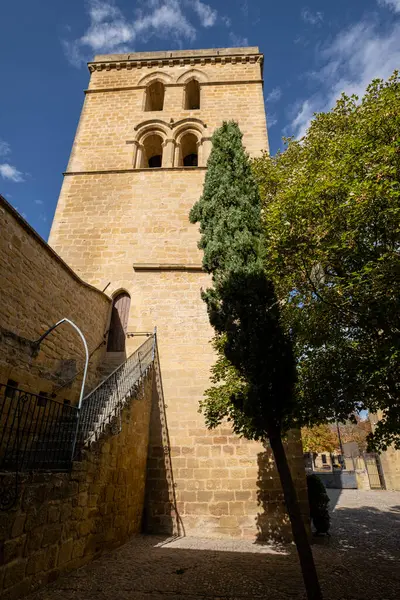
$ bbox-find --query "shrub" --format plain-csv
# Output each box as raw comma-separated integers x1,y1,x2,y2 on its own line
307,474,331,535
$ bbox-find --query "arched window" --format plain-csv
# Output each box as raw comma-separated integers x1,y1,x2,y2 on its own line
107,292,131,352
179,132,198,167
145,81,165,111
184,79,200,110
142,134,163,168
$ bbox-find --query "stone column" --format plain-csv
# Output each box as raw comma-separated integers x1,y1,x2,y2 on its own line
201,137,212,166
162,138,176,168
196,139,203,167
132,141,144,168
174,142,182,167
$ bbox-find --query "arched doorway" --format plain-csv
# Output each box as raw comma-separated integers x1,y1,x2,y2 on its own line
107,292,131,352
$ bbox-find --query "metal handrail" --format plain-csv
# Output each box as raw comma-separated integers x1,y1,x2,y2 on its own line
0,335,156,472
76,334,155,450
0,384,79,471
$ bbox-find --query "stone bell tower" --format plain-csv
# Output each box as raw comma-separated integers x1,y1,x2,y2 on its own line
49,47,307,540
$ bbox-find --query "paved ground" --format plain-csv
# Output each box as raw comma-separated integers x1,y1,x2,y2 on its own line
28,490,400,600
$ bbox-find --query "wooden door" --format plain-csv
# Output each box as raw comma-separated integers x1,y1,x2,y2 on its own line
107,292,131,352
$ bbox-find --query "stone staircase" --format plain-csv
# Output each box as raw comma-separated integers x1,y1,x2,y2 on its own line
96,352,127,382
0,336,156,471
76,336,155,451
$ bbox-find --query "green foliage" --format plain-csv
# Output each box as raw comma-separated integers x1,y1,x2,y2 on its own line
306,474,331,535
302,418,372,454
253,72,400,451
190,121,296,439
302,424,339,454
192,121,323,600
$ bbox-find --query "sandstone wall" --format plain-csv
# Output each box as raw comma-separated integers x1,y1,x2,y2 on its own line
0,196,111,401
369,412,400,490
48,47,308,540
379,448,400,491
0,371,153,600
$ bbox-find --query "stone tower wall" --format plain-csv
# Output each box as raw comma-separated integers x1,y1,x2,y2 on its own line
49,47,307,540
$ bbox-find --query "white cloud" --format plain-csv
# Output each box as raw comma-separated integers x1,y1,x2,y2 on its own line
134,1,196,41
63,0,220,67
289,18,400,138
266,87,282,103
191,0,217,27
378,0,400,12
89,0,121,23
301,8,323,25
0,139,24,183
35,199,44,205
240,1,249,17
0,139,11,156
229,32,249,47
0,163,24,183
268,114,278,128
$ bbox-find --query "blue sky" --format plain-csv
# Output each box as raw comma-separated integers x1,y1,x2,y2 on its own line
1,0,400,239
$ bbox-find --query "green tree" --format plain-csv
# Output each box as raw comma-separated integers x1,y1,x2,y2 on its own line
337,416,372,452
302,424,339,454
253,73,400,451
190,122,323,600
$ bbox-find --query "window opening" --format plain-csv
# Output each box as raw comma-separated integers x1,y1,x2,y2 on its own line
180,133,198,167
38,391,48,407
5,379,18,398
145,81,165,111
185,79,200,110
142,134,163,168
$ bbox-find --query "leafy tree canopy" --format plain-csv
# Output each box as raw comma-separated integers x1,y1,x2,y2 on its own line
190,121,323,599
190,120,323,600
253,73,400,451
302,417,372,454
302,424,339,454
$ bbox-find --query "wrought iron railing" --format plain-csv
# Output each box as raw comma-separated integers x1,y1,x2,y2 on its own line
76,334,155,450
0,335,156,474
0,384,79,471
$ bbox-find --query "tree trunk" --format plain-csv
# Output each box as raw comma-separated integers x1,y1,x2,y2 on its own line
268,429,323,600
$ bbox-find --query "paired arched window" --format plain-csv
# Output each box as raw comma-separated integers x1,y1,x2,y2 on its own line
132,118,208,169
142,73,203,112
142,134,163,168
184,79,200,110
145,81,165,111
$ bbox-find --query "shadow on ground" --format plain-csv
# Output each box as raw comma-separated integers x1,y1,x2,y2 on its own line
27,491,400,600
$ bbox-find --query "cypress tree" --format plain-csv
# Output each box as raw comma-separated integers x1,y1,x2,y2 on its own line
190,121,323,600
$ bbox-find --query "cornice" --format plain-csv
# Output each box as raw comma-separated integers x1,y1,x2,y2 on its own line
133,263,204,272
88,53,263,73
63,167,207,176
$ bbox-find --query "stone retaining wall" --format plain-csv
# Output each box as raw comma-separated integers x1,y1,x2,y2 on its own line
0,370,154,600
0,195,111,401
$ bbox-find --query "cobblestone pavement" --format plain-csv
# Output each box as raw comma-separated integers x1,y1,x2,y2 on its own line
28,490,400,600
